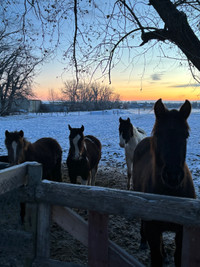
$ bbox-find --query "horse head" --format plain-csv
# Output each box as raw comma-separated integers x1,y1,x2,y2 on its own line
152,98,191,189
119,117,133,148
68,124,85,160
5,130,25,165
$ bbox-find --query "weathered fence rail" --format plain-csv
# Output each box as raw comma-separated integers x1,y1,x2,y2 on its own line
37,181,200,226
0,162,200,266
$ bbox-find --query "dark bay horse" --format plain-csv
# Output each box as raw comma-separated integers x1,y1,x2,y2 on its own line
119,117,146,189
132,99,196,267
5,130,62,182
5,130,63,223
66,125,101,185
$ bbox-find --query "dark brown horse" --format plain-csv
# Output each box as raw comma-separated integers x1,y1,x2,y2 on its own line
132,99,196,267
67,125,101,185
5,130,62,182
5,130,63,224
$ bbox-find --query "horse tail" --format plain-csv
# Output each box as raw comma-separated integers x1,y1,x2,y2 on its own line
136,127,146,136
54,143,62,182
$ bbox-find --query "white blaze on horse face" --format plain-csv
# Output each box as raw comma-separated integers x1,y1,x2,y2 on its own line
119,133,125,148
12,141,17,163
73,134,81,159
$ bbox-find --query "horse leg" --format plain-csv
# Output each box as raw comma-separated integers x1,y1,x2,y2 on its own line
81,178,87,185
54,157,62,182
20,202,26,224
140,220,148,250
146,222,163,267
91,167,97,186
126,158,132,190
174,227,183,267
81,170,90,185
68,169,77,184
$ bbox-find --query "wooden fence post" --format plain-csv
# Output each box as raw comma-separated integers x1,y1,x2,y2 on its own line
88,211,109,267
182,226,200,267
36,202,51,259
23,162,42,267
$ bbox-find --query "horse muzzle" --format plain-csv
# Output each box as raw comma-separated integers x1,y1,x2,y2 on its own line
73,154,82,160
162,166,184,188
119,142,125,148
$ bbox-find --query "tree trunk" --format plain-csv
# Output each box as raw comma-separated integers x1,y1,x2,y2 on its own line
150,0,200,71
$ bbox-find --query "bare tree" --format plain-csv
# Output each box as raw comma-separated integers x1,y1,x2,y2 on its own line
62,80,79,102
0,45,41,115
62,80,117,103
70,0,200,83
3,1,200,87
48,88,60,103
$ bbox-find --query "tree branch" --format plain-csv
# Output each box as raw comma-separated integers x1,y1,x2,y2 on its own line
73,0,79,87
140,29,171,46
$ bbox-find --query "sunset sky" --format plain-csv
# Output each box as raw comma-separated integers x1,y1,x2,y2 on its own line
30,2,200,103
3,1,200,103
34,54,200,102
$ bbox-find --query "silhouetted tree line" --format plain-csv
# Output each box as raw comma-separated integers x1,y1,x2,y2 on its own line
39,100,200,113
40,100,121,113
40,80,121,112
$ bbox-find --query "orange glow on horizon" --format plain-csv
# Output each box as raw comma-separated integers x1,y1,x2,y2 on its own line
113,82,200,102
34,86,200,102
34,77,200,102
119,91,200,102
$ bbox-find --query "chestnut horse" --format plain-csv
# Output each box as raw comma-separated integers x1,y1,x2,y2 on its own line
132,99,196,267
5,130,62,182
119,117,146,189
5,130,63,223
67,125,101,185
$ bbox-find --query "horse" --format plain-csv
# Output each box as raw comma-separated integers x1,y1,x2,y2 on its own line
5,130,62,182
66,125,101,186
5,130,63,223
132,99,196,267
119,117,146,190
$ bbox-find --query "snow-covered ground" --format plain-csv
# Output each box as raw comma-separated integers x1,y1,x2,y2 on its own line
1,107,200,196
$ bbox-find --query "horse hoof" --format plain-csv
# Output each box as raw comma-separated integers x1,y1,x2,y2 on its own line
163,255,170,264
139,242,148,250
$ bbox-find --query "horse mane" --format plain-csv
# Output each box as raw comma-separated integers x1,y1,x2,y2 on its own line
23,137,31,151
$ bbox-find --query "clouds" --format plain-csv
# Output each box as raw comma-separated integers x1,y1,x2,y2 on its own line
171,83,200,88
150,73,163,81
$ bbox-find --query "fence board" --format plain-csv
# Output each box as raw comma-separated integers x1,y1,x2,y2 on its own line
52,206,145,267
0,161,42,196
108,240,145,267
182,226,200,267
0,163,27,195
88,211,109,267
36,203,51,259
37,182,200,226
52,206,88,246
33,258,87,267
0,230,32,255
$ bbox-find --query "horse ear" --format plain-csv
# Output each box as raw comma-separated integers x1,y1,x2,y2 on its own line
68,124,72,131
5,130,9,137
119,117,122,122
19,130,24,137
127,117,130,123
81,125,84,132
179,100,191,120
154,98,167,118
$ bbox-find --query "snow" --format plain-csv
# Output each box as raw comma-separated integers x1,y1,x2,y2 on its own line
1,107,200,196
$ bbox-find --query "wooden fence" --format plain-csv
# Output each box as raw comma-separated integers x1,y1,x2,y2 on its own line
0,162,200,266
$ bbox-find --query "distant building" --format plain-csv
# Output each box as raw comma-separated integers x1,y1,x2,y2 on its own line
9,98,41,114
10,98,30,113
28,100,42,113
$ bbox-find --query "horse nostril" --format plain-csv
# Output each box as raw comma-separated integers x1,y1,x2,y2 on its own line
162,167,184,187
